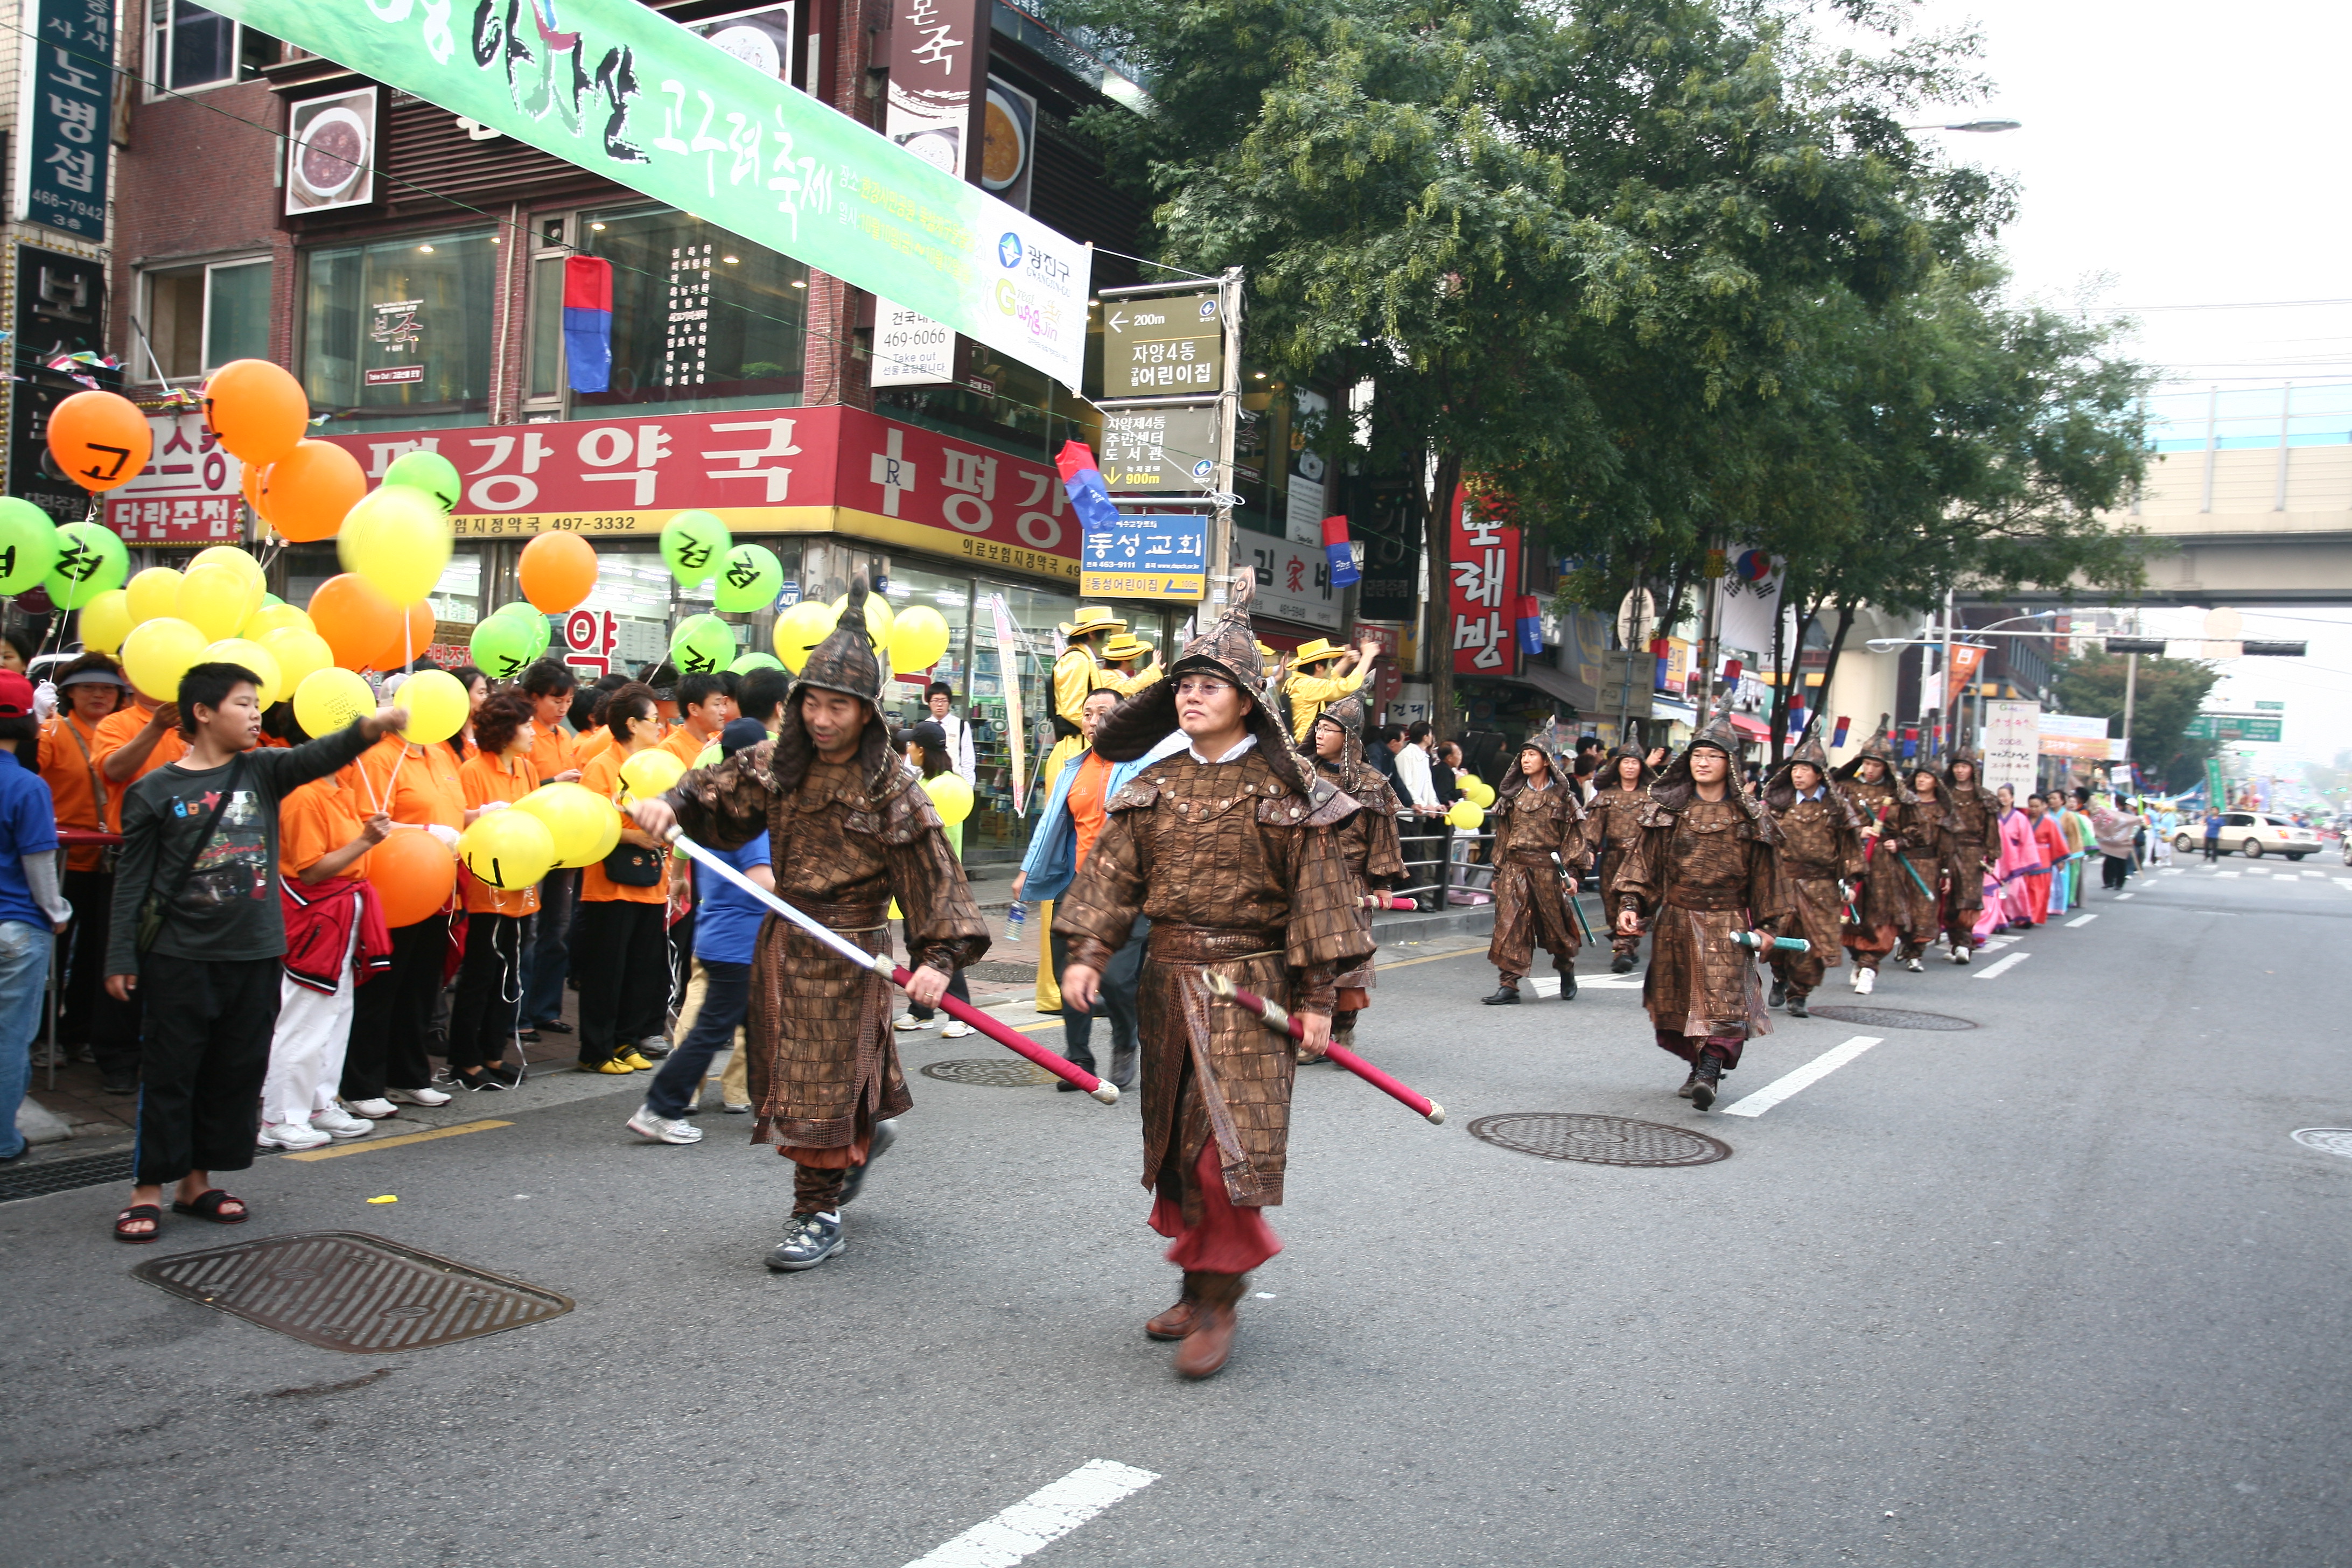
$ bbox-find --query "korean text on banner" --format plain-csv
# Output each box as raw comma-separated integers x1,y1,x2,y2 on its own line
188,0,1090,387
1980,699,2040,797
1447,487,1520,676
16,0,114,240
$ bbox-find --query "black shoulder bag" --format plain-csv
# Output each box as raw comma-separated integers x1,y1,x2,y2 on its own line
135,755,246,954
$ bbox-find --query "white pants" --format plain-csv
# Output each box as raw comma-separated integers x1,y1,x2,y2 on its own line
262,920,360,1126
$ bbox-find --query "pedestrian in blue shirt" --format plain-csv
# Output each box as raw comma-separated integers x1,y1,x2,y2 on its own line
0,670,75,1162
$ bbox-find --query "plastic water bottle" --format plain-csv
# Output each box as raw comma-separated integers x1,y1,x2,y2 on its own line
1005,900,1026,941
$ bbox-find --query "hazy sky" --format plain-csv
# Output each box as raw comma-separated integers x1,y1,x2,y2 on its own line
1892,0,2352,781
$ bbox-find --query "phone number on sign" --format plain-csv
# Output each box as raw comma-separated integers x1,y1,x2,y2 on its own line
451,514,651,537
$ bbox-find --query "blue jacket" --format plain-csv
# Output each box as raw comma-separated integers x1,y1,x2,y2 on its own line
1018,730,1189,902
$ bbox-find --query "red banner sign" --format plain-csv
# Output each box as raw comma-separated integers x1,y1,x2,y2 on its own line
1447,486,1520,676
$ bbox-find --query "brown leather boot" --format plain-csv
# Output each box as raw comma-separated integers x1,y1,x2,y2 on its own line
1145,1271,1208,1340
1172,1272,1247,1379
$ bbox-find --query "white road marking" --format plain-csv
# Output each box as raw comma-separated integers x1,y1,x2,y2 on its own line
2216,872,2241,878
2065,913,2097,927
902,1460,1160,1568
1529,972,1644,993
2115,892,2135,900
1972,951,2031,981
1720,1035,1885,1118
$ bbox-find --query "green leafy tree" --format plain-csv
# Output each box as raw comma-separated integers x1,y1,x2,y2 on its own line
2051,652,2218,792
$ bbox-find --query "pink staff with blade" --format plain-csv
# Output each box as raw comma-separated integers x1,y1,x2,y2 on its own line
662,828,1118,1104
1199,971,1445,1125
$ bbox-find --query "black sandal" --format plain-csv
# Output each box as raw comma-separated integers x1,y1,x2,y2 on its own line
170,1189,248,1224
114,1203,163,1243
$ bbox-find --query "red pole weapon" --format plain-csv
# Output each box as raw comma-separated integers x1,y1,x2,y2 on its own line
1361,892,1417,910
665,829,1117,1104
1200,971,1445,1125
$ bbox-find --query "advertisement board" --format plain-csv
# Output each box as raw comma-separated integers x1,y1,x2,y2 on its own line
2038,711,2111,761
1447,488,1519,675
1980,699,2040,796
103,413,247,545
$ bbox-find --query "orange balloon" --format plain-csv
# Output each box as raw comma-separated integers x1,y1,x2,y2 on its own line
47,391,153,492
366,826,458,928
517,531,599,613
310,572,401,671
242,460,276,527
260,440,365,543
371,600,437,671
203,359,311,467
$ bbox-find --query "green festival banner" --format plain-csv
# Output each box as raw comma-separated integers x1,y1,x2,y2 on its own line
211,0,1090,386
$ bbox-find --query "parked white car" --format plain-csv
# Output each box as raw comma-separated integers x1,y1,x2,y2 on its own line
2174,811,2323,860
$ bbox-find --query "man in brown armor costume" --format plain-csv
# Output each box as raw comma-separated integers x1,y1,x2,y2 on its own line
1937,747,1997,965
1882,765,1957,974
1054,576,1370,1380
1583,739,1654,973
1831,716,1901,995
635,582,990,1273
1481,729,1592,1004
1300,692,1406,1064
1610,713,1786,1110
1760,729,1866,1018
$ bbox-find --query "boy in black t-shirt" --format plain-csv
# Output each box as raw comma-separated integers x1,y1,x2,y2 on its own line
104,662,407,1243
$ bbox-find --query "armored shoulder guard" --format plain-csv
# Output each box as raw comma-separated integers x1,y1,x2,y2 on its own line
1106,778,1160,813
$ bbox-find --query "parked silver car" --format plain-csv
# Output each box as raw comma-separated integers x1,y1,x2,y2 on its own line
2174,810,2323,861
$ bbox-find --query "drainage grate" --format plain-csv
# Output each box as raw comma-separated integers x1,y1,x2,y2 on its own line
132,1231,572,1352
2291,1128,2352,1161
920,1058,1061,1088
1803,1006,1976,1032
0,1149,137,1204
1467,1113,1731,1167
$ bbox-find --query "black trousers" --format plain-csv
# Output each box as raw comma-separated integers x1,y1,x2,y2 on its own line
1050,914,1145,1068
2203,837,2221,862
134,953,281,1185
446,912,526,1073
572,900,670,1066
59,868,142,1079
646,958,749,1117
342,919,444,1100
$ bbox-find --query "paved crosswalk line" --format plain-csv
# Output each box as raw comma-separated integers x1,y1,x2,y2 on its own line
1720,1035,1885,1118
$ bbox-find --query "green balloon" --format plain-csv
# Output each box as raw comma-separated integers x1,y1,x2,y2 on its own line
44,520,128,609
383,450,464,513
0,497,59,595
712,542,783,613
729,651,783,676
492,599,550,657
260,592,284,608
669,613,736,676
660,510,731,588
470,614,539,681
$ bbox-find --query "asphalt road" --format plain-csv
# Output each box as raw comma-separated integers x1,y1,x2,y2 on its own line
5,856,2349,1567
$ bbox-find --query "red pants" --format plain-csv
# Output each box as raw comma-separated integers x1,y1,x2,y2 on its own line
1149,1141,1283,1275
1654,1027,1748,1072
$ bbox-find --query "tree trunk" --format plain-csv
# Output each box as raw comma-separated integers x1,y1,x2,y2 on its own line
1814,600,1859,752
1767,584,1795,768
1422,450,1465,741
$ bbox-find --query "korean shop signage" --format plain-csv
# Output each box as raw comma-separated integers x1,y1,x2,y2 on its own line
196,0,1090,387
1098,401,1218,493
13,0,113,240
1447,488,1520,675
1081,512,1208,601
1102,288,1222,397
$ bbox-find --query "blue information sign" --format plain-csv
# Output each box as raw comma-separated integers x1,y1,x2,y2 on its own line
17,0,114,240
1081,512,1210,601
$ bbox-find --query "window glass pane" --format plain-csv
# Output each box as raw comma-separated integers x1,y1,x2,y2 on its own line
428,548,481,628
528,254,564,400
302,230,496,426
577,205,808,414
204,260,271,369
876,564,973,696
168,0,236,87
572,548,720,674
146,268,205,380
963,579,1075,861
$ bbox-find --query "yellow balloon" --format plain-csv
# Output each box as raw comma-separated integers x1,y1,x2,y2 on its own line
258,627,333,696
888,605,952,670
201,638,284,707
120,617,208,701
1459,775,1496,808
177,562,262,641
829,592,893,651
188,545,264,589
618,748,687,801
125,567,183,626
338,484,452,604
396,668,470,745
244,603,314,640
293,666,377,739
513,782,622,869
1446,799,1487,832
459,809,557,891
773,600,839,672
78,589,132,654
921,770,974,825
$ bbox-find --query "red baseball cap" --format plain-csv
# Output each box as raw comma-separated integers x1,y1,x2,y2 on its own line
0,670,34,719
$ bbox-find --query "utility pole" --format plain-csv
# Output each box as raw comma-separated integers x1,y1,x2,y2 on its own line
2120,610,2140,773
1207,265,1245,613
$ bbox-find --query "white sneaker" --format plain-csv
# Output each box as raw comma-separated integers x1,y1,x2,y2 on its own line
942,1020,973,1039
258,1119,331,1150
346,1098,399,1119
893,1012,935,1032
626,1104,704,1145
1951,945,1971,966
1854,968,1876,996
1904,956,1924,972
310,1105,374,1139
386,1086,452,1107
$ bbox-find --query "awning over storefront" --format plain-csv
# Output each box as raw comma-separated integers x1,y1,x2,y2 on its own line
1726,711,1772,741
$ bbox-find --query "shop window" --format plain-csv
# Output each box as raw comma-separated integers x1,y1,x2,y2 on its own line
148,0,276,93
137,257,270,382
876,567,976,715
529,205,808,414
962,579,1076,862
302,230,496,427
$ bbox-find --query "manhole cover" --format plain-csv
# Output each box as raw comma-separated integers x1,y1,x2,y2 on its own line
1466,1113,1731,1167
2292,1128,2352,1160
132,1231,572,1352
920,1058,1060,1088
1803,1006,1976,1032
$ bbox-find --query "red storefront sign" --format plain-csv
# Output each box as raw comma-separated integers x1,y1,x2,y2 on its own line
1446,486,1520,676
103,412,246,546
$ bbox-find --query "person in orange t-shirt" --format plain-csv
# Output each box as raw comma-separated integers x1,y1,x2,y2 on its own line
261,768,389,1145
37,655,131,1082
339,726,466,1117
95,694,186,797
573,682,672,1072
517,658,583,1038
659,670,735,769
448,691,543,1089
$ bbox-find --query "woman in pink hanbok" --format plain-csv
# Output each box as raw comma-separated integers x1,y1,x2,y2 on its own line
1989,785,2041,932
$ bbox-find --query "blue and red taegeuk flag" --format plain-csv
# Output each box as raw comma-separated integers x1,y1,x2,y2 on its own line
1319,515,1360,586
562,255,614,395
